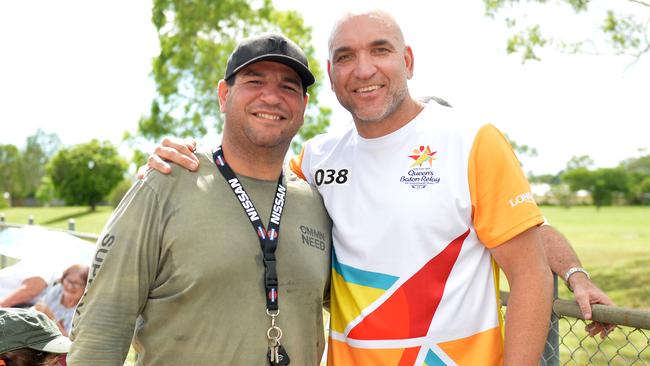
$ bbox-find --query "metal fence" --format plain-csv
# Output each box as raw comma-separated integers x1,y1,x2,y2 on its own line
502,277,650,365
0,219,98,269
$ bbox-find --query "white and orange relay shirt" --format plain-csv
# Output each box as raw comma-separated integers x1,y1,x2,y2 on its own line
290,102,543,366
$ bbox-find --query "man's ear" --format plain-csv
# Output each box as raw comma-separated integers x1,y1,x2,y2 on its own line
327,60,334,91
404,46,414,79
218,79,229,112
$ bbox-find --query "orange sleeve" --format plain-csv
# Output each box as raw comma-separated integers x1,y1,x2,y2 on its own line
468,124,543,248
288,147,307,181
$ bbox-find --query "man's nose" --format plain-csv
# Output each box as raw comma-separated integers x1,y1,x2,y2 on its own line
259,84,283,104
352,53,377,80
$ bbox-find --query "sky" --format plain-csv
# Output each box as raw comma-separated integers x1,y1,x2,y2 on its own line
0,1,648,175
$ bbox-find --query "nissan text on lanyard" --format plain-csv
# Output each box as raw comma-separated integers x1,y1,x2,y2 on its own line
213,146,290,366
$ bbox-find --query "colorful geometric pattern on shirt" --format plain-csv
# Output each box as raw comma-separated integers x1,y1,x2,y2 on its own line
328,230,472,365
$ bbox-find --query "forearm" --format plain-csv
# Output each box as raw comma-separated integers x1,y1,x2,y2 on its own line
503,267,553,365
68,293,137,364
0,287,32,307
0,278,46,307
490,227,554,365
540,225,581,276
33,302,55,319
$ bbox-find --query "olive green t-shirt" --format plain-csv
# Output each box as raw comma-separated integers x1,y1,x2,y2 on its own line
69,151,332,365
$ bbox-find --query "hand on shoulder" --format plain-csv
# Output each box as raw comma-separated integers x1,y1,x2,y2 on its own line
136,137,200,179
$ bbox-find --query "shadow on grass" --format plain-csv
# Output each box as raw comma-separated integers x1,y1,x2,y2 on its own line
42,208,95,225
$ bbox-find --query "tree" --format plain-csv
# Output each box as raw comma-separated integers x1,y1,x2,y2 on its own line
137,0,330,153
47,140,127,211
484,0,650,63
0,144,24,201
561,166,592,192
35,176,55,206
620,153,650,203
562,166,631,208
20,129,61,198
590,167,631,207
566,154,594,171
504,133,538,158
635,176,650,204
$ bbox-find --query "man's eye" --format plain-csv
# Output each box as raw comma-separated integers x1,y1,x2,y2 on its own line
336,54,352,63
374,47,390,54
283,85,299,93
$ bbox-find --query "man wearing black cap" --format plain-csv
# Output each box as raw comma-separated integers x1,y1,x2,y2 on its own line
68,33,331,365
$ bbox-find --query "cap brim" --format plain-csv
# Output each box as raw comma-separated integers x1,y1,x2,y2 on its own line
227,54,315,89
30,335,72,354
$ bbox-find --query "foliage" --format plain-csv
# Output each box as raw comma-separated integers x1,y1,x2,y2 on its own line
35,176,56,206
108,179,135,208
0,130,61,202
620,153,650,175
618,153,650,203
137,0,329,152
528,173,559,184
566,154,593,170
562,165,631,208
484,0,650,62
504,133,538,158
0,144,23,200
20,129,62,198
0,194,8,209
635,176,650,205
47,140,127,211
549,183,573,208
131,149,149,170
590,167,630,207
561,167,592,192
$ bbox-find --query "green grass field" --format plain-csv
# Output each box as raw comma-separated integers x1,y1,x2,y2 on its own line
0,205,114,234
542,206,650,309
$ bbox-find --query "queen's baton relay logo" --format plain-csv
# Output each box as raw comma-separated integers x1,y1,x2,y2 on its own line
400,145,441,189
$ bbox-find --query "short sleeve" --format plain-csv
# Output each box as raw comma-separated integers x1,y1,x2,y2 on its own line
288,148,307,181
468,124,544,247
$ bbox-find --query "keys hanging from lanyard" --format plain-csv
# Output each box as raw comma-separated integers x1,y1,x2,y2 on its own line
213,147,290,365
267,309,290,366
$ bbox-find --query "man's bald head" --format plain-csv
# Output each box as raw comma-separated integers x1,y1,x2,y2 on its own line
328,10,406,61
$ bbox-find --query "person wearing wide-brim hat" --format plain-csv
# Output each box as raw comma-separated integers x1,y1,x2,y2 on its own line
0,308,71,366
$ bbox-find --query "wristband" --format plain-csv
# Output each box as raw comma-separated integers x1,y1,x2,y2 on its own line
564,267,590,292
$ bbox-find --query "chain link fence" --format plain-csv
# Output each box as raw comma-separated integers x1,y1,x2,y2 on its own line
503,277,650,366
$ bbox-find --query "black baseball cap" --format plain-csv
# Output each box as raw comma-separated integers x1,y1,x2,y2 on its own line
224,33,315,89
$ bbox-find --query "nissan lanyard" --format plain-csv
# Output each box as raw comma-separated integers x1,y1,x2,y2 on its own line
213,147,290,366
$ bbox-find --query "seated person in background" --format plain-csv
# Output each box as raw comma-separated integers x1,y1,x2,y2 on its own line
0,259,60,308
34,265,89,336
0,308,71,366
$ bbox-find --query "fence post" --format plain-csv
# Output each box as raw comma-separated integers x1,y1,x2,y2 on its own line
68,219,76,232
28,215,34,225
0,213,4,223
541,275,559,366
